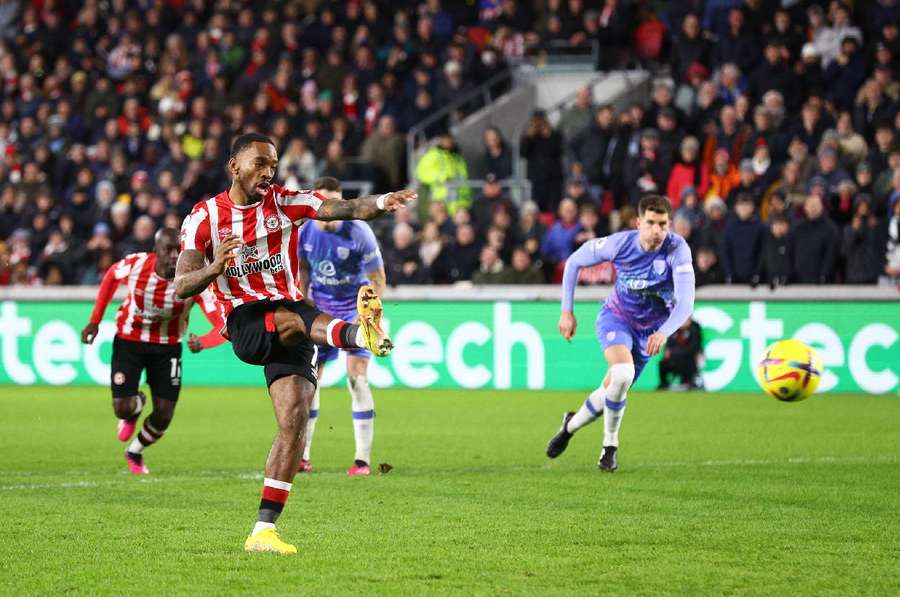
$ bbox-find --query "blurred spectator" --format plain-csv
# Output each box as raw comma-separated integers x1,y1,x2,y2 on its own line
569,104,616,190
472,245,505,284
278,139,317,188
727,160,763,208
843,196,885,284
755,214,792,289
498,246,545,284
573,204,603,248
706,147,741,203
418,221,444,273
792,194,839,284
475,126,513,180
674,187,706,230
671,14,711,85
520,111,564,213
432,222,480,283
666,136,709,207
559,86,596,141
384,222,427,285
117,215,155,257
694,245,723,287
657,318,703,390
415,132,471,217
361,115,406,191
720,193,764,284
541,198,581,275
471,174,517,235
882,198,900,287
624,128,669,206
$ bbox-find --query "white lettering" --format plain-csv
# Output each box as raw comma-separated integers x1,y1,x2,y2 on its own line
83,322,116,384
0,302,35,384
33,321,79,385
793,323,843,393
493,302,544,389
447,322,492,388
740,302,783,382
391,321,442,388
848,324,898,394
693,307,741,391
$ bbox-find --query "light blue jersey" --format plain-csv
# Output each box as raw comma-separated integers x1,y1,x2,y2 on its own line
300,220,383,316
561,230,696,381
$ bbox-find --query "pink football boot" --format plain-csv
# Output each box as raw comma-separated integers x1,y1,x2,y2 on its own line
346,461,370,476
125,451,149,475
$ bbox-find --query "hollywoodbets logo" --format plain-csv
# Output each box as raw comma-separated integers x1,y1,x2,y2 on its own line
225,253,285,277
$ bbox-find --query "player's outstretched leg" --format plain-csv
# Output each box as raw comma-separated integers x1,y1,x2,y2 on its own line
245,375,312,555
113,391,145,442
124,397,175,475
546,386,605,458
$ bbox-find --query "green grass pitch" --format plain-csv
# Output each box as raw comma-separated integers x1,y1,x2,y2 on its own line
1,384,898,596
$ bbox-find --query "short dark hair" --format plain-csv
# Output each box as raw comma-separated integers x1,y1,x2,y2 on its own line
637,194,672,216
313,176,341,192
230,133,275,158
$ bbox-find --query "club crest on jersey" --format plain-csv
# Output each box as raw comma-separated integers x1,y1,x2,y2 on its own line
264,214,281,232
218,227,233,239
337,246,350,260
653,259,667,275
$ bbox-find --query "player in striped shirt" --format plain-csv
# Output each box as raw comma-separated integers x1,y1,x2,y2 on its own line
81,228,226,475
174,133,413,555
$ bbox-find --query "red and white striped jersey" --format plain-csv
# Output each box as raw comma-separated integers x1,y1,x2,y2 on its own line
89,252,224,345
180,184,325,321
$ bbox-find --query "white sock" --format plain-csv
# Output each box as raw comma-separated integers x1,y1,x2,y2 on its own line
566,386,605,433
127,437,146,454
603,398,626,447
302,387,320,462
602,363,634,447
252,521,276,535
354,326,366,348
348,375,374,464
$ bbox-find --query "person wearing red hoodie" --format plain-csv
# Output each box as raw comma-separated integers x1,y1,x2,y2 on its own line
667,136,709,209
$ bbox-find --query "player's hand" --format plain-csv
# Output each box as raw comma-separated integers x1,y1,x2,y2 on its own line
381,190,417,212
646,332,667,356
187,333,203,353
210,235,242,275
559,311,577,342
81,323,99,344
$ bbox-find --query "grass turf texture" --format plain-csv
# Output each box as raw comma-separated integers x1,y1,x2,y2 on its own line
0,385,898,596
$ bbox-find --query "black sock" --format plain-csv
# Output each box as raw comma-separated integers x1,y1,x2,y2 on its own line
340,324,360,347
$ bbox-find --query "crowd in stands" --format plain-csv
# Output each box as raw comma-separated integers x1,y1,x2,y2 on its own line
0,0,898,289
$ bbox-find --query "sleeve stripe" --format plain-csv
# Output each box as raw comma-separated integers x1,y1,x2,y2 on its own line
675,263,694,273
279,190,324,211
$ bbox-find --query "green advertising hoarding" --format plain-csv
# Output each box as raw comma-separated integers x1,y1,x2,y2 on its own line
0,300,897,393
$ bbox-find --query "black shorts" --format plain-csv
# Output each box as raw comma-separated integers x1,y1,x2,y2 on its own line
110,336,183,401
226,299,320,388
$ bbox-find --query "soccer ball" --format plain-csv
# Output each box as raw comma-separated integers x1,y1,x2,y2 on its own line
757,339,823,402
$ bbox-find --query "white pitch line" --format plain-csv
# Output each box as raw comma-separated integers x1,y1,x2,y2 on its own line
0,456,897,492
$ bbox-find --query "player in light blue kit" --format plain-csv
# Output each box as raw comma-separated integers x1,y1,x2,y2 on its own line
546,195,696,471
298,177,387,476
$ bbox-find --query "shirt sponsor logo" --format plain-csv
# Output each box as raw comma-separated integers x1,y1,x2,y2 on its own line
225,253,285,278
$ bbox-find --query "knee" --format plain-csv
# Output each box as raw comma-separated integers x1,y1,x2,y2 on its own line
607,363,635,398
278,314,305,346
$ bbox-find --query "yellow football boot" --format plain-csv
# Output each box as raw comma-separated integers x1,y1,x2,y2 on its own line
244,527,297,555
356,285,393,357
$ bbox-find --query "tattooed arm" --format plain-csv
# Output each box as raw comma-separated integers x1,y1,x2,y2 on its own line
314,190,417,221
174,236,242,299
